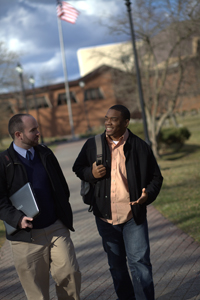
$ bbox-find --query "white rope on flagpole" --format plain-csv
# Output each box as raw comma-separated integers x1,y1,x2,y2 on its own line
57,16,75,139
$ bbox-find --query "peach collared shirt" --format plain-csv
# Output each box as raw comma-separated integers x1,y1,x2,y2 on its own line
103,129,133,225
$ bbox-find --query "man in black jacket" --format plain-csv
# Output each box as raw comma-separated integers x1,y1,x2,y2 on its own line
0,114,81,300
73,105,163,300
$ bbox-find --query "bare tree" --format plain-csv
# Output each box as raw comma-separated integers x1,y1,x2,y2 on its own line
0,42,21,140
0,42,20,92
96,0,200,157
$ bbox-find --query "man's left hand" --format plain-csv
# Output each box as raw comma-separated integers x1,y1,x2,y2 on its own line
129,188,148,205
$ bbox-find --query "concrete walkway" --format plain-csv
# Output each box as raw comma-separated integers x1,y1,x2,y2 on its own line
0,139,200,300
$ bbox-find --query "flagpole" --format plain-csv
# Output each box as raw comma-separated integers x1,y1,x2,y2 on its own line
57,16,75,139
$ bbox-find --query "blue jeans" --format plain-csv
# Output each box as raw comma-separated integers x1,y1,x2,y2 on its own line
95,217,154,300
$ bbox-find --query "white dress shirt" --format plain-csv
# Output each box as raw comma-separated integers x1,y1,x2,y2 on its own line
13,143,35,160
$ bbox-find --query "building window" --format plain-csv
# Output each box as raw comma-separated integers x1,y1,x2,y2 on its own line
57,92,77,106
120,55,130,64
27,96,50,110
84,88,104,101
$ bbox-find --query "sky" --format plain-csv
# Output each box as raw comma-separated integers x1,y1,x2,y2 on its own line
0,0,130,88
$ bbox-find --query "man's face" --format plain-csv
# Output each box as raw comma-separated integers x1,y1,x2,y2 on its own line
105,109,129,141
17,116,40,149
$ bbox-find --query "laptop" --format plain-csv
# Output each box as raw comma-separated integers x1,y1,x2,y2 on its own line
4,182,40,235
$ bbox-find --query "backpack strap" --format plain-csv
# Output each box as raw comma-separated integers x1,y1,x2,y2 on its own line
1,149,14,190
94,134,103,210
95,134,103,165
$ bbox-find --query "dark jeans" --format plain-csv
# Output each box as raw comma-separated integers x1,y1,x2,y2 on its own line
95,217,154,300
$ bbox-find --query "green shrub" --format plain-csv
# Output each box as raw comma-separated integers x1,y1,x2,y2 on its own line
158,126,191,146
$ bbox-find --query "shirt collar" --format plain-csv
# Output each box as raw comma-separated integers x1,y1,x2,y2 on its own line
13,143,35,159
106,128,129,145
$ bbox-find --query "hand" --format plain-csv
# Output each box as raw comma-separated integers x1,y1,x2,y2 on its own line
129,188,148,205
92,162,106,178
18,216,33,229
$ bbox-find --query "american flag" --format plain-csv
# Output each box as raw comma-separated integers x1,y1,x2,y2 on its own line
57,1,79,24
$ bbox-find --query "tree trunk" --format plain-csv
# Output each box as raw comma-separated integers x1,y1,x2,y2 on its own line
150,126,160,159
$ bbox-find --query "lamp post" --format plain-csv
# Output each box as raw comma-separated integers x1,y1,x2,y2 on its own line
79,81,92,132
15,63,28,113
29,76,44,144
124,0,151,146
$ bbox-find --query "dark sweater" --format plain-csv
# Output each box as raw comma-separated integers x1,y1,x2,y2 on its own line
17,152,57,229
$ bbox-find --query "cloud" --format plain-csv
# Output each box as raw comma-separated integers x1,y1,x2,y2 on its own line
70,0,123,17
25,51,61,74
7,38,30,53
0,0,129,87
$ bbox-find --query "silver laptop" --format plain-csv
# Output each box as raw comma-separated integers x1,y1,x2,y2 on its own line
4,182,40,235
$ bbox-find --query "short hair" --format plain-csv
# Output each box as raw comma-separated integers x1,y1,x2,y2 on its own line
109,105,130,121
8,114,31,140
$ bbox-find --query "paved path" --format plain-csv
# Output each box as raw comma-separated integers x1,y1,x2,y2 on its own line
0,139,200,300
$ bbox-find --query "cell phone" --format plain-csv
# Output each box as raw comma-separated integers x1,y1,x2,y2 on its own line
26,220,32,224
96,159,102,166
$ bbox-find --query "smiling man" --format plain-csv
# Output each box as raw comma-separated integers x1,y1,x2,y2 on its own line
0,114,81,300
73,105,163,300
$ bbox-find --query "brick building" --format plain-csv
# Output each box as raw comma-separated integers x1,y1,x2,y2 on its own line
1,55,200,140
0,65,137,138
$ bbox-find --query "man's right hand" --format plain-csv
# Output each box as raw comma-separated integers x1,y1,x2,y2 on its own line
18,216,33,229
92,162,106,178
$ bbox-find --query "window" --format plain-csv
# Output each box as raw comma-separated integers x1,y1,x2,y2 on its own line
120,55,130,64
27,96,50,110
57,92,77,106
36,97,50,108
84,88,104,101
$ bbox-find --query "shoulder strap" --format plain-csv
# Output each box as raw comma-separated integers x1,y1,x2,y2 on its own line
95,134,103,165
1,149,15,190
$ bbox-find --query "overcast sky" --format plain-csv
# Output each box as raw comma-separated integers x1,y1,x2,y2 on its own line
0,0,130,88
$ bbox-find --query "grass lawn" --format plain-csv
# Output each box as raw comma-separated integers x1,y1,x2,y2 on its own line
0,114,199,248
154,114,200,243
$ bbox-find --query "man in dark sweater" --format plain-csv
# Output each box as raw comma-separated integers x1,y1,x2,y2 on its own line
73,105,163,300
0,114,81,300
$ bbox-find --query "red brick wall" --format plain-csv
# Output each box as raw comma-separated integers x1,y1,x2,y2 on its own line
2,64,200,139
26,69,117,138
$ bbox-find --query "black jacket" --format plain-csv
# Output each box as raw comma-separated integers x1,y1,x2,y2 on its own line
73,130,163,225
0,142,74,242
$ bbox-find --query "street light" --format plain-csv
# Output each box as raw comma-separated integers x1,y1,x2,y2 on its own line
79,81,92,132
15,63,28,113
124,0,151,146
29,76,44,144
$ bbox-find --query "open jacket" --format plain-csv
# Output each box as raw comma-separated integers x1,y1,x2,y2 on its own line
0,142,74,242
73,130,163,225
